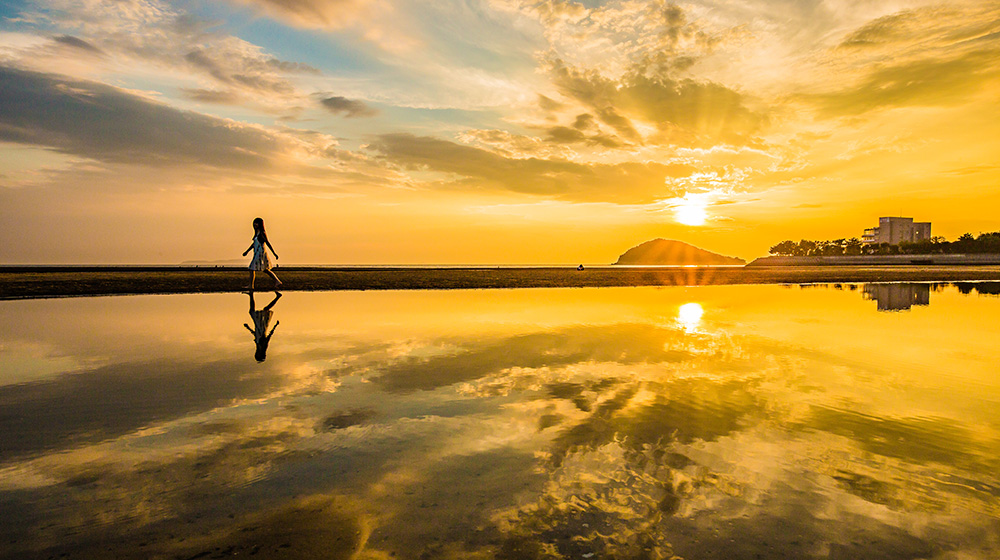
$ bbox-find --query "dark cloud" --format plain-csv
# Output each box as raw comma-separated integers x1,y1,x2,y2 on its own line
838,10,926,49
0,357,287,462
572,113,595,130
545,125,623,148
174,496,367,560
184,49,295,94
803,49,1000,116
589,134,624,148
0,65,297,169
537,94,565,112
807,406,990,470
170,13,213,36
662,3,685,28
52,35,104,55
661,498,940,560
596,106,641,142
231,71,296,93
322,408,377,430
184,49,231,79
545,377,764,468
660,2,690,50
369,133,695,203
545,125,586,143
320,95,379,118
547,62,619,108
265,58,321,74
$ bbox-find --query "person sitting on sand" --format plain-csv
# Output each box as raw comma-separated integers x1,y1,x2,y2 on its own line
245,291,281,362
243,217,282,291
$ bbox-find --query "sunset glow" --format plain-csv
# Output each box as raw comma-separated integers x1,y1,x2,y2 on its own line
1,1,999,264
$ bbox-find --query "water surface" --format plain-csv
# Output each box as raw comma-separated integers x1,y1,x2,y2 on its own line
1,284,999,559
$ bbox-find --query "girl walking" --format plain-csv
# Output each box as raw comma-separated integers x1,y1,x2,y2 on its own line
243,217,282,291
244,291,281,362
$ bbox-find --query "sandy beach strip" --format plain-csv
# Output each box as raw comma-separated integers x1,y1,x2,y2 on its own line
4,265,1000,300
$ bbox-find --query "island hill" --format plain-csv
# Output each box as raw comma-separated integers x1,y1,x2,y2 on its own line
614,239,746,266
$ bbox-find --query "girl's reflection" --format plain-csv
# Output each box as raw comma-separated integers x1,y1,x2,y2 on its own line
245,292,281,362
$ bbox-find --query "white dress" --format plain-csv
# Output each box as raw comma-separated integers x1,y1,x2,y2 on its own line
248,236,272,271
250,307,273,341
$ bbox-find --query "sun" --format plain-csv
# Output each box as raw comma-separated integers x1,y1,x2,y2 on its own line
675,201,708,226
673,193,709,226
677,302,704,332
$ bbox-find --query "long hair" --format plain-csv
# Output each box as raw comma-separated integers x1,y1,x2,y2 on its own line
252,217,268,244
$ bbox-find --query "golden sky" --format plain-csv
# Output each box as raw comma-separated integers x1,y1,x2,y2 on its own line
1,0,999,264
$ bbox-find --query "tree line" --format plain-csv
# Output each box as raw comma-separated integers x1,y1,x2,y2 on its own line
769,232,1000,256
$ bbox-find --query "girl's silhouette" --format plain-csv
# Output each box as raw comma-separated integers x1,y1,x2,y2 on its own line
245,291,280,362
243,217,281,291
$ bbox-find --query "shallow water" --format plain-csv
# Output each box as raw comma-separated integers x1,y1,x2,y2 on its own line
1,284,999,559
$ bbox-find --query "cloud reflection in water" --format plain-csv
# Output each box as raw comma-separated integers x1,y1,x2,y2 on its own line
0,285,999,559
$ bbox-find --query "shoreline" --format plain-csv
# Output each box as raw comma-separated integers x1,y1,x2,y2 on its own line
5,265,1000,300
748,254,1000,266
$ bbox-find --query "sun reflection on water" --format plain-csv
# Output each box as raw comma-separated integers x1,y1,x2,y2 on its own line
677,302,704,332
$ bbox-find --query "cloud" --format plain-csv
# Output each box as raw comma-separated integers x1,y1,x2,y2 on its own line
183,47,297,95
837,5,1000,51
572,113,595,130
227,0,382,30
802,4,1000,117
503,2,775,149
372,324,691,393
803,49,1000,117
529,0,588,26
506,0,729,69
660,2,692,51
224,0,426,55
537,94,565,112
0,65,304,169
320,95,379,118
14,0,320,111
546,59,766,146
808,405,989,470
545,125,585,143
369,132,695,203
180,88,242,104
594,105,642,142
456,129,552,157
0,356,287,462
838,10,930,49
544,125,624,148
51,34,104,55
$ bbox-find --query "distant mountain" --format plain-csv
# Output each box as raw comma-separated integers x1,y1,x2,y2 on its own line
614,239,745,265
181,259,246,265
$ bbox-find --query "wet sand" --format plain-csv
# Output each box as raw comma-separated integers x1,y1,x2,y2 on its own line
4,265,1000,299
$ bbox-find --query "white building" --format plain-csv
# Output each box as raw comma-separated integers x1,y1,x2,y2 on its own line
862,217,931,245
863,283,930,311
